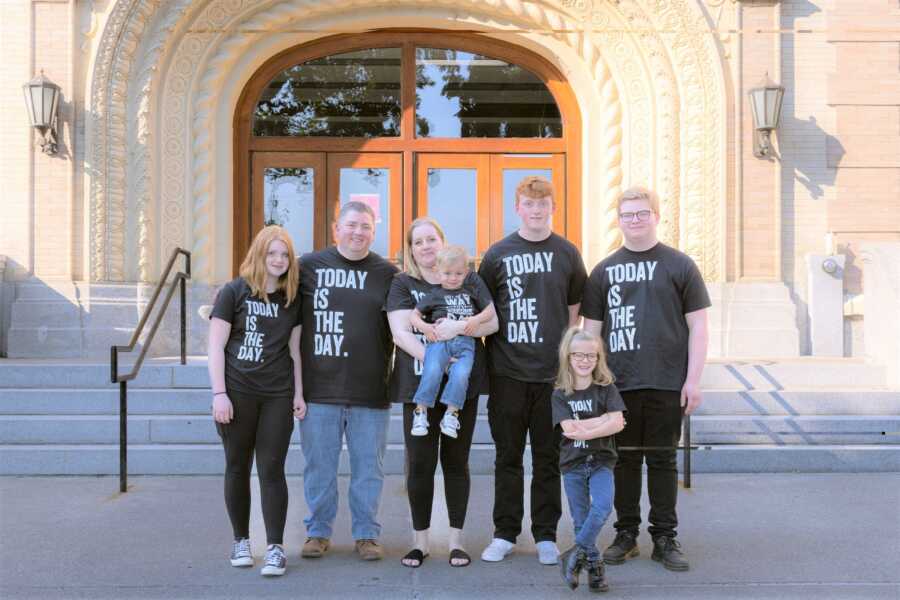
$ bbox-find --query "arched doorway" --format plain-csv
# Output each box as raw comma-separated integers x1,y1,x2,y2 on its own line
233,31,582,271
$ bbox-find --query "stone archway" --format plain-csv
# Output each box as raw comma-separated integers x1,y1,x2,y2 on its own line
87,0,726,283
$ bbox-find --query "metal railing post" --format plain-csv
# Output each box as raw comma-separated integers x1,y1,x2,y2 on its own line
180,275,187,366
109,247,191,494
120,380,128,493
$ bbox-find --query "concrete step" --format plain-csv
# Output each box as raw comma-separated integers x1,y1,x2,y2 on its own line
2,388,897,417
0,359,890,390
1,443,897,475
2,414,896,446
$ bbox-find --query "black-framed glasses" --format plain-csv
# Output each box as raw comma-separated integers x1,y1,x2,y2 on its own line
571,352,599,362
618,210,653,223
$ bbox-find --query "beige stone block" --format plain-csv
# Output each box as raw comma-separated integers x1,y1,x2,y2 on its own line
828,135,900,168
835,107,899,136
828,169,900,232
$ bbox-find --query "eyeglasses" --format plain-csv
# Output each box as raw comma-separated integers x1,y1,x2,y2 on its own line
570,352,599,362
618,210,654,223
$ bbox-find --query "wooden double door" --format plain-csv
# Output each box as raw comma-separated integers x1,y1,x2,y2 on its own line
249,151,566,263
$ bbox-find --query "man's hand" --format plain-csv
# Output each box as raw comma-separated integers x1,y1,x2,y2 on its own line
680,381,702,415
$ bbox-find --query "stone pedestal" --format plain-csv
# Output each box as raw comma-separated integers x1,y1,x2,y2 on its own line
861,243,900,387
708,282,801,357
806,254,846,356
6,281,217,359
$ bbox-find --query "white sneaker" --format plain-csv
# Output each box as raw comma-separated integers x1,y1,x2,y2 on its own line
481,538,515,562
230,538,253,567
411,408,429,436
536,540,560,565
261,544,286,576
440,410,460,438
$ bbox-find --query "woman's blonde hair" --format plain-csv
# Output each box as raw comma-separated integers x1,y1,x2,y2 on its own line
403,217,447,279
555,327,615,395
239,225,299,306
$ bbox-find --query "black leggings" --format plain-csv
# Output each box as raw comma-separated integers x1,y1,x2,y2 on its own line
216,390,294,545
402,395,478,531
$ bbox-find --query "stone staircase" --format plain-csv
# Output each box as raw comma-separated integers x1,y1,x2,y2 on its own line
0,358,897,475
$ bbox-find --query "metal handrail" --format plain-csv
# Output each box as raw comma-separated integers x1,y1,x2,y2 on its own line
110,247,191,492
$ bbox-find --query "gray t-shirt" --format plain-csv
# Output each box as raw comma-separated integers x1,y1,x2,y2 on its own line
551,383,626,473
580,243,711,392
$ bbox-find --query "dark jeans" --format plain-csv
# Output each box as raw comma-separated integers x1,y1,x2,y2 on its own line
403,395,478,530
488,375,561,543
216,389,294,545
613,389,683,539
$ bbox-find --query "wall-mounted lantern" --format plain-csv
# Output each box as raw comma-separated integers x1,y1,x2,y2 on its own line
23,71,60,156
748,72,784,158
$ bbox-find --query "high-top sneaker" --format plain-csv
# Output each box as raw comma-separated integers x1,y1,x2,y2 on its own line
586,559,609,593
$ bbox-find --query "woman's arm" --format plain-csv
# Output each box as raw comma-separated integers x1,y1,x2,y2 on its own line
208,317,233,423
408,308,437,342
388,309,427,362
289,324,306,419
437,303,499,340
462,302,498,337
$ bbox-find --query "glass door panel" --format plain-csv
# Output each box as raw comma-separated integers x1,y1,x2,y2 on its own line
489,154,565,240
415,154,490,258
252,152,326,255
327,153,403,260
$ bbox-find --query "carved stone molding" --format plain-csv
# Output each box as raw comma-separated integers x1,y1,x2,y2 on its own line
88,0,726,282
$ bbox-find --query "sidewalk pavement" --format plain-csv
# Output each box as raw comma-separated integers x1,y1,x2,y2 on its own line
1,474,898,599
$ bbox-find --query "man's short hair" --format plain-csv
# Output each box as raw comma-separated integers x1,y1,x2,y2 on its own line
515,175,554,205
337,200,376,223
616,186,660,214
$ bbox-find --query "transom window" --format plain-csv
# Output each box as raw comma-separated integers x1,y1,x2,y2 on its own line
252,45,562,139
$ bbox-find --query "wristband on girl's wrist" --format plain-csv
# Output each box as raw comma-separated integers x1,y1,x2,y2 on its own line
213,391,227,396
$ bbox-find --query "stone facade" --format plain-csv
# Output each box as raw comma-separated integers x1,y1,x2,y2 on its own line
1,0,898,360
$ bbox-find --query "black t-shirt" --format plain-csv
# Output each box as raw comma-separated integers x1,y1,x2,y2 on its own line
299,247,399,408
478,232,587,382
210,277,302,398
551,383,627,473
415,280,492,323
385,272,490,403
580,243,711,392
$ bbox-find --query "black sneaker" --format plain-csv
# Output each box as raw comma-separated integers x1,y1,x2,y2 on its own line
651,536,689,572
559,546,587,590
586,559,609,593
602,531,639,565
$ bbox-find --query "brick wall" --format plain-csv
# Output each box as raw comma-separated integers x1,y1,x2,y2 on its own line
0,0,32,280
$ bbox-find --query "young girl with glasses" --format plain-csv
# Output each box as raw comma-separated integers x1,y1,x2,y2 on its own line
551,327,626,592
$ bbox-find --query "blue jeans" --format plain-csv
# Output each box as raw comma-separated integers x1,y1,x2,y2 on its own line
563,460,615,561
298,403,390,540
413,336,475,410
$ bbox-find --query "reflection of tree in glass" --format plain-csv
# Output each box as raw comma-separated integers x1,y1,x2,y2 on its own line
265,168,312,226
363,168,384,190
254,49,401,137
416,48,561,138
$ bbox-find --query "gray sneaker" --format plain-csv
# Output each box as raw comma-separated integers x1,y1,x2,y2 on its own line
261,544,286,576
230,538,253,567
